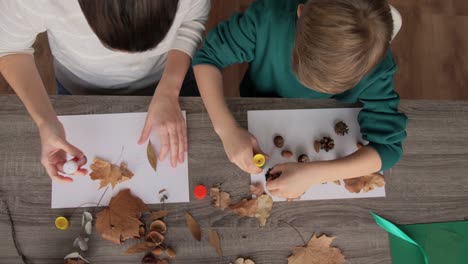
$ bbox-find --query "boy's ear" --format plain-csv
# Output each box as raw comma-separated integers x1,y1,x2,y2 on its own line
297,4,305,18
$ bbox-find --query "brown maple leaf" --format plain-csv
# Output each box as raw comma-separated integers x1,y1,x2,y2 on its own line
96,189,149,244
90,158,134,189
229,194,273,227
344,173,385,193
288,234,345,264
210,187,232,210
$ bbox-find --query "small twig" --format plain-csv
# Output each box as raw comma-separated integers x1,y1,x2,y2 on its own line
279,220,306,246
92,186,110,215
0,190,32,264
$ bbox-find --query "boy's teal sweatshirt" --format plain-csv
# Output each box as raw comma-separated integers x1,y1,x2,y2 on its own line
192,0,408,170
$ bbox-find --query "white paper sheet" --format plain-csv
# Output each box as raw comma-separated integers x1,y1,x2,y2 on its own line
52,112,189,209
248,108,385,201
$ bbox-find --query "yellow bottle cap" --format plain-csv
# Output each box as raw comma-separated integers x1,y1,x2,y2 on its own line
55,216,70,230
253,154,266,167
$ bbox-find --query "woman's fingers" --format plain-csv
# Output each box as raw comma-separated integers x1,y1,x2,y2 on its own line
168,125,179,167
177,121,185,163
157,128,170,161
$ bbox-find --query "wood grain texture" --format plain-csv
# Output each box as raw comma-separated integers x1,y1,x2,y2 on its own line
1,96,468,263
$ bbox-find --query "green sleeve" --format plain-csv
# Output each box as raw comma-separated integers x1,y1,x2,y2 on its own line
356,54,408,171
192,1,264,68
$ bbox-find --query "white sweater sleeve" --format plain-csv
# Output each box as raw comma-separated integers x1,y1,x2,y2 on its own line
170,0,211,58
0,0,45,57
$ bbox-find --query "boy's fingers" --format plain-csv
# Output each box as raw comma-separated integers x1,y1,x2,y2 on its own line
138,121,152,145
266,178,282,190
177,124,185,163
158,128,170,161
45,164,73,183
168,126,178,167
269,165,284,175
58,140,83,158
268,189,283,198
251,137,267,157
182,120,188,152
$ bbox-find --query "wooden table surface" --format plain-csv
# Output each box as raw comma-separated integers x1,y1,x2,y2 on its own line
1,96,467,264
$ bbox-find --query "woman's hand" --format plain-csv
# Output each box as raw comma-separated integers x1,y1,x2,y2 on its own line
138,87,187,167
218,126,265,174
39,120,87,183
266,162,322,199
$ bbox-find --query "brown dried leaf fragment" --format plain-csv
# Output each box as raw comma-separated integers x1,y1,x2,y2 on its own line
209,229,222,256
250,182,265,197
210,187,232,210
147,140,158,171
229,194,273,227
149,210,169,221
90,158,134,189
124,242,154,254
288,234,345,264
185,211,201,241
95,189,149,244
344,173,385,193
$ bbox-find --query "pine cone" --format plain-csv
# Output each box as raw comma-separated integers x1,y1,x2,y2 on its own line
334,121,349,136
320,137,335,152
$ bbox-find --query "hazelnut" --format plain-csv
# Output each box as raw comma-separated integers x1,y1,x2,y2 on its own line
273,135,284,148
281,150,293,158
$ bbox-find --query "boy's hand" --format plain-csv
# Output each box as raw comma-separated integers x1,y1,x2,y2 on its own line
39,120,87,183
218,126,265,174
266,162,320,199
138,87,187,168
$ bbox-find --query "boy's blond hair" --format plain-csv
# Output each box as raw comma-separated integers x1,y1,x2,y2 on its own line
292,0,394,94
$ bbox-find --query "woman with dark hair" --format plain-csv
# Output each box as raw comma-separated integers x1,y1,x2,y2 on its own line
0,0,210,182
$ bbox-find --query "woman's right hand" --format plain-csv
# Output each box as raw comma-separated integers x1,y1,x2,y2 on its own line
218,126,265,174
38,119,87,182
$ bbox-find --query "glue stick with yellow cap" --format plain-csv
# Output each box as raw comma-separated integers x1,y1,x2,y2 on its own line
55,216,70,230
253,154,266,168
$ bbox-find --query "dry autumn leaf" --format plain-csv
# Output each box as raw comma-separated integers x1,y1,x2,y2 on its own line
210,187,232,210
185,211,201,241
250,182,265,197
209,229,222,256
344,173,385,193
90,158,134,189
149,210,169,221
95,189,149,244
147,140,158,171
124,242,154,254
288,234,345,264
230,194,273,227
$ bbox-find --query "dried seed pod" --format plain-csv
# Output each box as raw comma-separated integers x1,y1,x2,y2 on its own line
335,121,349,136
150,220,167,234
298,154,309,163
313,141,320,153
281,150,293,158
356,142,364,149
273,135,284,148
319,137,335,152
145,231,164,245
165,247,176,258
152,246,163,256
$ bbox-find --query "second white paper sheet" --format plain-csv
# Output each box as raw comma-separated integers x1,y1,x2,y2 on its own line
52,112,189,209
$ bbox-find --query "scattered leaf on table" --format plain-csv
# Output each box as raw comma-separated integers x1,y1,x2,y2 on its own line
64,252,89,264
210,187,232,210
150,210,169,221
95,189,149,244
344,173,385,193
185,211,201,241
231,258,256,264
288,234,345,264
125,242,154,254
250,182,265,197
147,140,158,171
229,194,273,227
209,229,222,256
90,158,134,189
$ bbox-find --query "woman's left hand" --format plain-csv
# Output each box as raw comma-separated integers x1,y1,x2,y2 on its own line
266,162,321,199
138,85,186,167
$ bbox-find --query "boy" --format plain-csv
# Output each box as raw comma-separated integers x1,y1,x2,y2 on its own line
193,0,408,199
0,0,210,182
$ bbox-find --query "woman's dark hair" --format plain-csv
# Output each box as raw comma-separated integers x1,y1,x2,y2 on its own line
78,0,179,52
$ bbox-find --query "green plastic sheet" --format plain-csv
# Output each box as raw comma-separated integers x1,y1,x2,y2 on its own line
371,212,468,264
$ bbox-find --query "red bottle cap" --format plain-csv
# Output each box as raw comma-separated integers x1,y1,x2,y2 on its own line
193,185,207,200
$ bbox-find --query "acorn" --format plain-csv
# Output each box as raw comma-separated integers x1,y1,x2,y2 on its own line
273,135,284,148
335,121,349,136
298,154,310,163
281,150,293,158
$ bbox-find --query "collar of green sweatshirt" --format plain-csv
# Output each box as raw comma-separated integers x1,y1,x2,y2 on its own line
193,0,408,171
